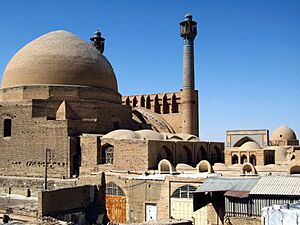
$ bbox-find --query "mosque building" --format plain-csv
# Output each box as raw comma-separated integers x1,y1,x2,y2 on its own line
0,14,299,225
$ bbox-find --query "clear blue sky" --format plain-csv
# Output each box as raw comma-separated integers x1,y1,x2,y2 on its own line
0,0,299,141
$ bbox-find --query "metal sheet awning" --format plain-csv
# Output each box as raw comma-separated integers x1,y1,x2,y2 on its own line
224,190,249,198
195,177,259,193
250,175,300,196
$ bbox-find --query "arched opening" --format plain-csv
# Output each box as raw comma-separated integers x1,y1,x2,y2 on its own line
171,94,179,113
125,97,130,106
290,165,300,175
233,136,256,147
161,146,173,163
146,96,151,109
154,95,160,113
231,154,239,165
162,94,169,114
241,154,247,164
250,154,256,166
181,146,192,165
102,144,114,164
211,146,222,164
171,185,196,198
177,153,183,163
264,150,275,165
196,160,213,173
156,153,162,167
291,155,296,160
241,163,257,175
140,96,145,107
106,182,126,223
196,146,208,163
158,159,174,174
132,97,138,107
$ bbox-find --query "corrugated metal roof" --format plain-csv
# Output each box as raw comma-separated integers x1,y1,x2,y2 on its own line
195,177,260,193
224,190,249,198
250,175,300,196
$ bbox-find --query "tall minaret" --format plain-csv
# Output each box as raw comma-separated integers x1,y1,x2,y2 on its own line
180,13,199,136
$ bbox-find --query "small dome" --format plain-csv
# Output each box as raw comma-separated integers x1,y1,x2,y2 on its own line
271,125,297,141
1,30,118,91
102,129,141,140
135,130,165,140
240,141,261,150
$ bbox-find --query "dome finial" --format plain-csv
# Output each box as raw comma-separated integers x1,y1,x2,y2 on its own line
184,13,193,21
90,29,105,53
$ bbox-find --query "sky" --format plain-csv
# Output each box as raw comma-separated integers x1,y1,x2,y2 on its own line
0,0,299,141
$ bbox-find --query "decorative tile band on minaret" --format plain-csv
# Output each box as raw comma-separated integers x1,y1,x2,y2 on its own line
180,13,199,136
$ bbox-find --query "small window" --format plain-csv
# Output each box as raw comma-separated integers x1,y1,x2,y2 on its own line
106,182,125,196
4,119,11,137
102,145,114,164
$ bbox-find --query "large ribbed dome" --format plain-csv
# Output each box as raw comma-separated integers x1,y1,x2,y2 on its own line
1,30,118,91
271,125,297,141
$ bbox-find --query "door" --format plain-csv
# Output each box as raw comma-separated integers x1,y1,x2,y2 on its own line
106,195,126,223
106,182,126,223
146,204,157,221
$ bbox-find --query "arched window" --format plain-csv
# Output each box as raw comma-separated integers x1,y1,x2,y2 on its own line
171,94,179,113
102,144,114,164
140,96,145,107
154,96,160,113
177,153,183,163
146,96,151,109
211,146,222,164
250,154,256,166
125,97,130,106
241,154,247,164
132,97,138,107
162,95,169,114
161,146,173,163
179,146,192,165
156,153,162,166
4,119,11,137
197,146,208,163
232,154,238,165
106,182,125,196
171,185,196,198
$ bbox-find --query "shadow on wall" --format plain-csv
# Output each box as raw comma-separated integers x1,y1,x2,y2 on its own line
38,172,109,225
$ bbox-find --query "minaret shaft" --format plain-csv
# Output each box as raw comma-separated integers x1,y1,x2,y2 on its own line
183,38,195,89
180,14,199,137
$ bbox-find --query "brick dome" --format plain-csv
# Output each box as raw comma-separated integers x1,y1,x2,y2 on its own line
271,125,297,141
1,30,118,91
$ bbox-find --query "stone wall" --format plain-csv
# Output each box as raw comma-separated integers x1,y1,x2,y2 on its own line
38,184,106,224
0,101,69,178
0,176,77,197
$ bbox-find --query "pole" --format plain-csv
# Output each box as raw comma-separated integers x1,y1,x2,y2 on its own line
44,148,49,190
